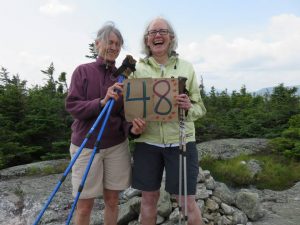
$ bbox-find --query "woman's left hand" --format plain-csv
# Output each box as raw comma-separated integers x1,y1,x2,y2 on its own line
176,94,192,111
130,118,146,135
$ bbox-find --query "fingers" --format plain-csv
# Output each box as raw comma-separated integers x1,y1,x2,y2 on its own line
176,94,191,110
105,82,124,101
109,82,123,94
131,118,146,135
112,82,124,93
132,118,146,130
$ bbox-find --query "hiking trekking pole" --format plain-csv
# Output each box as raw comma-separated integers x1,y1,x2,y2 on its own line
33,103,110,225
33,55,136,225
178,76,188,225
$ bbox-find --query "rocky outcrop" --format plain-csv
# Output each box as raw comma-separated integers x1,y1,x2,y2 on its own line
0,161,104,225
118,167,265,225
1,139,299,225
196,138,268,160
0,161,263,225
251,182,300,225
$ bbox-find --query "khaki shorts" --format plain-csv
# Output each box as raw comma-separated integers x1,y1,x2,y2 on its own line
69,139,131,199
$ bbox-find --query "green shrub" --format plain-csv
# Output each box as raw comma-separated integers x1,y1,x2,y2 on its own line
26,166,40,175
254,156,300,190
288,114,300,127
40,152,69,161
268,114,300,160
290,141,300,160
268,137,294,153
282,128,300,139
52,141,70,152
201,154,300,190
201,155,254,187
26,162,68,176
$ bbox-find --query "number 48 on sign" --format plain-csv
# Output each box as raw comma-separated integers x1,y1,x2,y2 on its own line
123,78,179,121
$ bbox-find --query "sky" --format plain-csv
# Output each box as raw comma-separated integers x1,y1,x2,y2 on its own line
0,0,299,92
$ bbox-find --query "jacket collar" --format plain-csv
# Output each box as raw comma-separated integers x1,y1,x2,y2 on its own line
96,57,116,69
140,54,178,69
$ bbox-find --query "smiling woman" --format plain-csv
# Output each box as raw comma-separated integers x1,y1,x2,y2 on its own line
94,24,123,63
141,18,178,60
130,17,206,225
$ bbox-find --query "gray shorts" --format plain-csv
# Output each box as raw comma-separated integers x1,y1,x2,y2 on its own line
132,142,199,195
69,139,131,199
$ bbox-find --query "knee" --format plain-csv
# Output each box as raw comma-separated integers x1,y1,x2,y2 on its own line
104,192,119,210
141,191,159,208
105,199,119,210
77,203,93,217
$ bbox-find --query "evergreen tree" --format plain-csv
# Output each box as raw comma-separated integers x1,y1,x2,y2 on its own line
41,62,56,94
195,83,300,141
0,66,71,169
264,84,300,137
57,72,68,93
0,66,10,87
0,72,30,167
85,43,98,59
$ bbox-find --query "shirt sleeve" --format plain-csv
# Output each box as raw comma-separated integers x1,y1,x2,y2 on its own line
186,69,207,122
65,66,101,120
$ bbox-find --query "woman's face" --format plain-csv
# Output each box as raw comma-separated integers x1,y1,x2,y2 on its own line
146,19,172,57
96,32,121,62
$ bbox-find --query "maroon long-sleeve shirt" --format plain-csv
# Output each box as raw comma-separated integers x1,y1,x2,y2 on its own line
65,57,131,149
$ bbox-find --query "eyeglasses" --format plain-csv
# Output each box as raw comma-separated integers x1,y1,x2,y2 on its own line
147,29,169,36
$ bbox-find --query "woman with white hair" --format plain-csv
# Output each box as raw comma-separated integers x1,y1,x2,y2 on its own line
66,22,145,225
131,17,206,225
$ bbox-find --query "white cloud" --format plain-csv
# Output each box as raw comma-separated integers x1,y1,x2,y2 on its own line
178,13,300,91
39,0,74,16
267,14,300,40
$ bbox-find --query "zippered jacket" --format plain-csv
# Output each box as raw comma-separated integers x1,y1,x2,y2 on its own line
65,57,131,149
129,55,206,144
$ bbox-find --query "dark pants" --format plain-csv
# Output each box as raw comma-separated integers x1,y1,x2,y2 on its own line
132,142,199,195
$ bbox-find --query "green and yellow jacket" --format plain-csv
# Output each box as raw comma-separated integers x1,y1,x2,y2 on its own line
129,55,206,144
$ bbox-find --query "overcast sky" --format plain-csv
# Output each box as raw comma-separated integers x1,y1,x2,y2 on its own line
0,0,299,92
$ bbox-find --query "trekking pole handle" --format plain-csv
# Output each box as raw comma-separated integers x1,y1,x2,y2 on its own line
178,76,187,95
112,55,136,78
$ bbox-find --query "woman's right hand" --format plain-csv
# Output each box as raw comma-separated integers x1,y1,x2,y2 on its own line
100,82,124,107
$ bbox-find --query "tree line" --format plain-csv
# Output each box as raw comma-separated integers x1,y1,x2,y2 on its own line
195,84,300,160
0,63,299,169
0,64,71,169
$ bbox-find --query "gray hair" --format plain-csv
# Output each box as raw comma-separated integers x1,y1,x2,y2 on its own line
94,21,124,54
141,17,178,57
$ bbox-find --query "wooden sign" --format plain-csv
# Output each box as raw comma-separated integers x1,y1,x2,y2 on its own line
123,78,179,121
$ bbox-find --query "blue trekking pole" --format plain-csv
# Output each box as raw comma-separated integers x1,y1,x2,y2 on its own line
33,102,110,225
33,55,136,225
